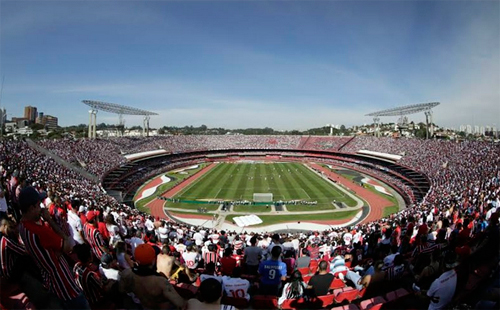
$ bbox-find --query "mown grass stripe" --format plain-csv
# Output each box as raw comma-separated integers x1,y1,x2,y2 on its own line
215,164,241,198
277,163,301,199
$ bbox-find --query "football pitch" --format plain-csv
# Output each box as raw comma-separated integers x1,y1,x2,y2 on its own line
172,162,357,210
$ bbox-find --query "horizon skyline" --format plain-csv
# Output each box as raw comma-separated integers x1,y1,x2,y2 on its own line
1,1,499,130
5,102,498,132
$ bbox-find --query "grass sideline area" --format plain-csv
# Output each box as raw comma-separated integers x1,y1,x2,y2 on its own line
134,164,205,213
233,205,272,213
164,203,220,211
174,162,357,210
331,166,401,217
225,210,359,226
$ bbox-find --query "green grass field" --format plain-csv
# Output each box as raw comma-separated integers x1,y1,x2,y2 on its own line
173,162,356,210
134,164,205,213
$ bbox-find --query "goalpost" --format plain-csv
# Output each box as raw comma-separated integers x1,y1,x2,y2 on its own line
253,193,273,202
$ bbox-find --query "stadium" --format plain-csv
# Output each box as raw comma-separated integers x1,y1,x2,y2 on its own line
1,1,499,309
1,124,499,309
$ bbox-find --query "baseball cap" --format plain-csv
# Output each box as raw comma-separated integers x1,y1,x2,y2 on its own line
101,253,114,267
134,244,156,266
19,187,45,210
86,211,97,222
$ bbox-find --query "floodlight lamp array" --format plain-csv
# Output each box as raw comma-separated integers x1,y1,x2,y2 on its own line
82,100,158,116
366,102,440,117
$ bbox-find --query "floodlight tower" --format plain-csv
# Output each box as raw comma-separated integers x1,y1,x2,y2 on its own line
366,102,440,139
82,100,158,139
326,124,333,136
373,117,380,137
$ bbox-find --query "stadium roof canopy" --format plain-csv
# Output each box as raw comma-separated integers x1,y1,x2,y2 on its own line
82,100,158,116
366,102,440,117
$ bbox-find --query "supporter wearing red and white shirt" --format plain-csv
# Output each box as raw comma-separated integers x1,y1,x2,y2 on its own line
73,243,105,306
232,235,244,252
18,187,89,308
182,245,201,270
82,211,109,261
232,249,244,267
222,267,250,300
203,243,219,266
0,217,27,280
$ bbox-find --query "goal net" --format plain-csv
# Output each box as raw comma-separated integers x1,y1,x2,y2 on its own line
253,193,273,202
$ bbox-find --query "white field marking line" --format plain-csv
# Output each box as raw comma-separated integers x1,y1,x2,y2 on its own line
214,188,222,199
173,163,217,198
302,163,364,208
301,188,311,199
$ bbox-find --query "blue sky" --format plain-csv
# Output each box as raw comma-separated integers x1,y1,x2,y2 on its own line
1,0,499,130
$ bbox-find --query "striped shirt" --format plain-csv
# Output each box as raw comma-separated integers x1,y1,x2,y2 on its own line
411,241,441,257
0,233,26,279
73,262,103,305
82,222,108,260
204,251,219,265
386,264,405,281
19,220,82,301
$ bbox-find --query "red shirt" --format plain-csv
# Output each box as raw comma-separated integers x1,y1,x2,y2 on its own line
19,220,82,301
219,256,237,276
98,222,110,241
73,262,103,305
0,233,26,279
83,223,108,260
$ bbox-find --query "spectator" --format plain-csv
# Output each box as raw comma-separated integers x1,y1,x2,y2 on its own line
296,248,311,269
243,236,261,275
119,243,186,309
182,244,201,270
258,245,287,296
187,277,238,310
220,247,237,276
82,210,109,262
307,260,334,297
115,240,134,270
278,270,307,306
425,252,459,310
0,217,26,280
157,244,177,278
73,243,107,307
99,253,120,281
67,199,85,245
18,186,90,309
221,267,250,300
125,229,144,257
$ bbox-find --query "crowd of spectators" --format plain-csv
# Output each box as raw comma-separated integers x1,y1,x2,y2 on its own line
0,136,499,310
298,136,353,151
37,138,127,177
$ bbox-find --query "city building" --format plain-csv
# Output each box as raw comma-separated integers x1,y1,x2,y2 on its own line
24,106,37,123
42,115,58,129
36,112,44,124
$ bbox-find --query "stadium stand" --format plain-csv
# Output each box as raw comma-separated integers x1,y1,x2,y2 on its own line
0,135,498,309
